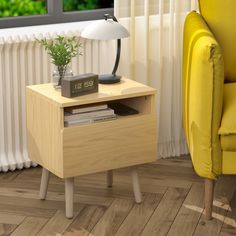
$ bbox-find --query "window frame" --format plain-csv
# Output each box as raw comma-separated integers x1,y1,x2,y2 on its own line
0,0,114,29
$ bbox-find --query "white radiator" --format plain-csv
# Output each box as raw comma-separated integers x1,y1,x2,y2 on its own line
0,30,114,172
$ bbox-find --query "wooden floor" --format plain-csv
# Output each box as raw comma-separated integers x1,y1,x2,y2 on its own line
0,157,236,236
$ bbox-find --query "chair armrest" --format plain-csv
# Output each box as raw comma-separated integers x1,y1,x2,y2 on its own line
182,11,224,179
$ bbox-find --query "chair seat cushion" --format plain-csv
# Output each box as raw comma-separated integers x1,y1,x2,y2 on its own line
220,134,236,152
219,83,236,150
221,135,236,151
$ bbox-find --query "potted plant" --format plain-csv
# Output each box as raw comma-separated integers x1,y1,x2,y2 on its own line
37,35,82,87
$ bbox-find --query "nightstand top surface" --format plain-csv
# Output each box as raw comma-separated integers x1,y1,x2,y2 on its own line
27,78,156,107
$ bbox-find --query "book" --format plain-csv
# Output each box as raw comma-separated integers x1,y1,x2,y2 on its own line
65,104,108,114
64,119,93,127
64,114,117,127
64,108,115,122
92,114,117,122
108,103,139,116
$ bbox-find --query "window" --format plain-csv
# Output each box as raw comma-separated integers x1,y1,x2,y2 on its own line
0,0,47,17
0,0,114,29
63,0,114,12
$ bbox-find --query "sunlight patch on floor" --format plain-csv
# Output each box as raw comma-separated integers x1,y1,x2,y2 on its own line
214,199,230,211
184,203,236,227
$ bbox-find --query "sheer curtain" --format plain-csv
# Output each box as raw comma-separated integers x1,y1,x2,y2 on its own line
114,0,198,158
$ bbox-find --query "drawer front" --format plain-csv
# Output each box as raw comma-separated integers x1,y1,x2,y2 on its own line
62,114,157,178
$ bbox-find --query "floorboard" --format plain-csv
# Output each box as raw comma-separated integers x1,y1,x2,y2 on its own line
10,217,48,236
141,187,189,236
167,183,205,236
115,193,163,236
0,157,235,236
90,198,134,236
64,205,108,236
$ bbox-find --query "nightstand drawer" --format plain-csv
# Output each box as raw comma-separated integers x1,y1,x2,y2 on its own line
62,114,157,178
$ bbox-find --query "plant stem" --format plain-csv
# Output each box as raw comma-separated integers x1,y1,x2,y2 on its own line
57,65,67,86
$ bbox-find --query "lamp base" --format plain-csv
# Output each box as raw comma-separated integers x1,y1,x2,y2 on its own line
99,74,121,84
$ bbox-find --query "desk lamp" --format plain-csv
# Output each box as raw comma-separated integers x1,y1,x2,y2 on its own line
81,14,130,84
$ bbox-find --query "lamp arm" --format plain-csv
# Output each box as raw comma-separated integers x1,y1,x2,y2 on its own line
112,39,121,76
104,14,121,76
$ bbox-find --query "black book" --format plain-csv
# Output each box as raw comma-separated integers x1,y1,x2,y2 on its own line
108,103,139,116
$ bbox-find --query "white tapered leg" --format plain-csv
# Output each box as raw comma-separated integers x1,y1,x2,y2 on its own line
131,168,142,203
39,168,50,200
107,170,113,188
65,177,74,219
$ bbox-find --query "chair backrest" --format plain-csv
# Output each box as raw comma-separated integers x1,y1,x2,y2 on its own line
199,0,236,82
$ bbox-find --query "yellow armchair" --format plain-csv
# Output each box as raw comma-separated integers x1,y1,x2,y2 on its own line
183,0,236,220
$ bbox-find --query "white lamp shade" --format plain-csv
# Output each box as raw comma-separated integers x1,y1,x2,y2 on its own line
81,19,130,40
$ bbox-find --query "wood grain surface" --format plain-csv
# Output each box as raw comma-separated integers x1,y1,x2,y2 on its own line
0,157,236,236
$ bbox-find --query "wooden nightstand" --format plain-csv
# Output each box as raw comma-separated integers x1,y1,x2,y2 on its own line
26,78,157,218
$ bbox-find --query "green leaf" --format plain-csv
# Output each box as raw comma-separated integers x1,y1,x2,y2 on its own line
36,35,83,66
